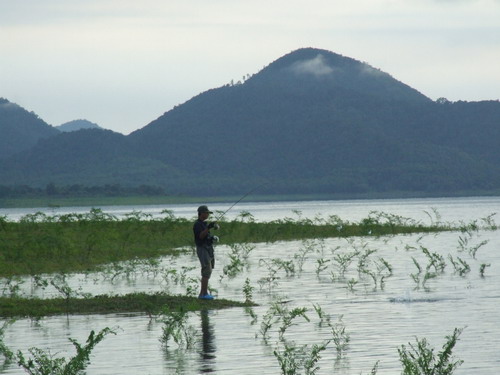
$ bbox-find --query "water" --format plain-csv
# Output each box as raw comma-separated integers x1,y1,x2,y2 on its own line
1,197,500,374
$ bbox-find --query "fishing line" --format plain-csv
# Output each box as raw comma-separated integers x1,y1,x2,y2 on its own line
214,182,267,221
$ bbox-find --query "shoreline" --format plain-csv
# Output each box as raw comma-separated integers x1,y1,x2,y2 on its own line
1,190,500,209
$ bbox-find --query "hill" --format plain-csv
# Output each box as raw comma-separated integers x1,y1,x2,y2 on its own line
0,128,187,188
128,48,500,195
0,98,60,159
1,48,500,198
56,119,103,132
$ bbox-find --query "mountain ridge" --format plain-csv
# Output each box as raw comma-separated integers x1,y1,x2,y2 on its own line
1,48,500,197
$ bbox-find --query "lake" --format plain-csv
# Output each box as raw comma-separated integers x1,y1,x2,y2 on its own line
1,196,499,374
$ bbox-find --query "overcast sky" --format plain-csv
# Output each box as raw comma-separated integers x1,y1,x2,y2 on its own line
1,0,499,134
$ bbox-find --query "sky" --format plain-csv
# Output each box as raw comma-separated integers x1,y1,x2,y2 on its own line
1,0,499,135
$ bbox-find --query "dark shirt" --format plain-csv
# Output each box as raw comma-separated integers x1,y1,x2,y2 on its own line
193,219,209,247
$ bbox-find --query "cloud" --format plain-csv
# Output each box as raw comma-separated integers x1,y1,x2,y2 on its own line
289,54,334,77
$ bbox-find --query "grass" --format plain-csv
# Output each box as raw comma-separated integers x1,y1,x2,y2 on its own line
0,292,253,318
0,209,453,278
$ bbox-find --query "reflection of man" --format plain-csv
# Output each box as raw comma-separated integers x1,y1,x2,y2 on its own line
193,205,219,300
200,309,216,362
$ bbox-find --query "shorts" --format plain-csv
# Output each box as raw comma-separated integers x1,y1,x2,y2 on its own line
197,245,215,278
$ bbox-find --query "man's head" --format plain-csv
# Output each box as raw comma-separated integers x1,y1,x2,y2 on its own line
197,205,213,219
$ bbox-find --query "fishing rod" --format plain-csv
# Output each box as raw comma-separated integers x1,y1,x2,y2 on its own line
214,182,267,222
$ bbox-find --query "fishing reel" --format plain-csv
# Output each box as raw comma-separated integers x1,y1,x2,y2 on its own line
207,234,219,245
208,221,220,230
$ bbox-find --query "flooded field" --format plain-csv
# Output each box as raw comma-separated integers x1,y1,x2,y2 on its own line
1,197,499,374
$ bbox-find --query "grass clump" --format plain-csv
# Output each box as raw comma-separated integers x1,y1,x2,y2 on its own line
0,326,115,375
0,292,254,318
398,328,464,375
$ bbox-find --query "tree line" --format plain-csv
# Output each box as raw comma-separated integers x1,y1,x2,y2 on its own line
0,183,167,198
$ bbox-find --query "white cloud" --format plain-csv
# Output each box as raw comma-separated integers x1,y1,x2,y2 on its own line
289,54,334,77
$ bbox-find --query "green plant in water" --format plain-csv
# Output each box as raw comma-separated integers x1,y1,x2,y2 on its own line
222,254,244,279
242,278,255,303
1,276,24,297
278,307,310,341
258,258,295,292
346,278,358,292
423,207,443,227
315,258,330,277
457,234,488,260
222,244,255,280
479,263,491,277
273,340,329,375
398,327,464,375
360,361,380,374
357,248,377,274
0,320,15,369
333,251,359,278
14,327,115,375
328,315,350,357
480,212,497,230
159,307,197,349
312,303,330,327
359,256,393,290
420,246,446,274
448,255,470,277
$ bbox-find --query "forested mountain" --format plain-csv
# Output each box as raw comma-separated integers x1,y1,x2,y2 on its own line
0,98,60,159
56,119,102,132
0,128,187,188
1,48,500,197
128,48,500,195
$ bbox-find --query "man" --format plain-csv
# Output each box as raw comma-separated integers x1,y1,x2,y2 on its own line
193,205,219,300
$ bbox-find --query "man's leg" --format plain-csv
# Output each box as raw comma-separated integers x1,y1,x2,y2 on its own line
200,276,209,297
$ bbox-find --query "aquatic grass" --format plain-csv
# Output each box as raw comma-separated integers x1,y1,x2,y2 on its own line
457,233,489,259
479,263,490,277
4,327,116,375
398,327,464,375
333,251,359,278
328,315,350,357
0,320,15,369
221,244,254,280
278,307,310,341
0,292,253,318
420,246,446,274
448,256,471,277
158,307,197,349
360,361,380,375
312,303,330,327
0,276,24,298
359,257,393,290
242,277,255,303
273,340,329,375
0,209,455,278
315,258,331,277
258,258,295,292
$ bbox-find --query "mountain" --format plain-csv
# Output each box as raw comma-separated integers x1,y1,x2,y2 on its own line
0,128,187,188
0,98,60,159
128,48,500,195
56,119,103,132
1,48,500,197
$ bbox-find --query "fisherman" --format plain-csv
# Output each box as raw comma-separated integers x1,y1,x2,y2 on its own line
193,205,219,300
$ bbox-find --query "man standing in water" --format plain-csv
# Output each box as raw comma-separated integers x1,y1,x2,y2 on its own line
193,205,219,300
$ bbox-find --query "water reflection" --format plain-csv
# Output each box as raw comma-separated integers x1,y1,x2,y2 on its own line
198,309,216,373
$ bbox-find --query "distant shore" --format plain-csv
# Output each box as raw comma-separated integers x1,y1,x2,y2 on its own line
1,190,500,209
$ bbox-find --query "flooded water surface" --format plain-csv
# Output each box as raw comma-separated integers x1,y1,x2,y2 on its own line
1,197,500,374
